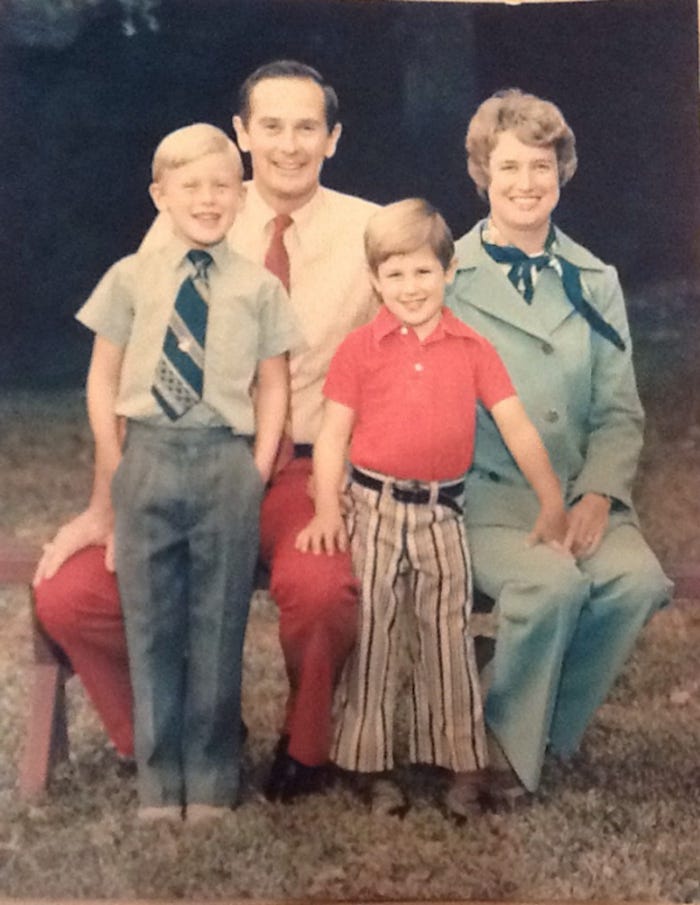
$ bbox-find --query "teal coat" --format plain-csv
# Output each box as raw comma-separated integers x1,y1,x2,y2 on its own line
446,221,670,791
448,221,644,529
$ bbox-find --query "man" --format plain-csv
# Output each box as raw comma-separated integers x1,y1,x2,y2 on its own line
34,60,378,801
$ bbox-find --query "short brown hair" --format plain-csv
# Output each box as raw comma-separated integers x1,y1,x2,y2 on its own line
466,89,577,198
364,198,455,273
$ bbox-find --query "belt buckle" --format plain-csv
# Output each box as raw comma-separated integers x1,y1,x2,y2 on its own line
391,479,427,505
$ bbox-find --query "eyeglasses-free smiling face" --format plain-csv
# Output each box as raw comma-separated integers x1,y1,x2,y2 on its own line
149,151,242,249
371,244,456,341
487,129,560,252
233,77,342,214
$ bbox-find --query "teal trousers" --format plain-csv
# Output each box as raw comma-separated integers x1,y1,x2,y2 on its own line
470,517,671,791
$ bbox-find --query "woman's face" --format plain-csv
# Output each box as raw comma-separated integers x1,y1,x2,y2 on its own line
486,129,560,249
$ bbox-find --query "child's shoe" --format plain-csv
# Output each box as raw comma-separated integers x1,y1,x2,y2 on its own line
369,777,409,818
443,769,489,820
185,804,230,825
352,773,408,818
136,805,183,824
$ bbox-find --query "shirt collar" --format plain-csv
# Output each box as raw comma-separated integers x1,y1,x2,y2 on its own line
241,179,326,236
158,234,231,273
371,304,480,344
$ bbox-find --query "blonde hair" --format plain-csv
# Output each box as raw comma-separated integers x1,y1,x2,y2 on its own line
364,198,454,273
466,89,577,198
151,123,243,182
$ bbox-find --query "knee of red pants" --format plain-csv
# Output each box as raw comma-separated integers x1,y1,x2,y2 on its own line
34,546,121,642
34,546,134,757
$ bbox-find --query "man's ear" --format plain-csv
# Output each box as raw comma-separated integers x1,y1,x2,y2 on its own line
149,181,166,213
232,115,250,153
324,122,342,160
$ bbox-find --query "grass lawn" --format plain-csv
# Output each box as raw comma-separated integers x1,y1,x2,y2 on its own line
0,279,699,901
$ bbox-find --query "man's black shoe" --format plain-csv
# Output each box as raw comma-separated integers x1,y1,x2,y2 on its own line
264,736,328,803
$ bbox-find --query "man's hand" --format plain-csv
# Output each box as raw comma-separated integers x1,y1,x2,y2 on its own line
33,508,113,585
564,493,611,559
295,511,348,555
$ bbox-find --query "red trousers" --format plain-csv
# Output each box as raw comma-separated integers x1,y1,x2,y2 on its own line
34,457,359,765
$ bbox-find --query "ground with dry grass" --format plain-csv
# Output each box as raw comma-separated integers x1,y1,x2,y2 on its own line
0,279,699,901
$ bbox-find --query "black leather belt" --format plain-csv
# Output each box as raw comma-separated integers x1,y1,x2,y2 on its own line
351,467,464,514
293,443,313,458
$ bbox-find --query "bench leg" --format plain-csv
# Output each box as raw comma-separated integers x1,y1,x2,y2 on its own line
18,661,70,800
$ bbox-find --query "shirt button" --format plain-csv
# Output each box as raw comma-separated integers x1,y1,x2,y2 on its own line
541,342,554,355
400,326,409,335
544,409,559,423
414,362,424,372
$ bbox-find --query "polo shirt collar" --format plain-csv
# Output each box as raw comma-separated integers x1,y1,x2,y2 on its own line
371,304,478,344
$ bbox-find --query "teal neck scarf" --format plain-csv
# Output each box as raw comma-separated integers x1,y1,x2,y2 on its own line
481,224,626,351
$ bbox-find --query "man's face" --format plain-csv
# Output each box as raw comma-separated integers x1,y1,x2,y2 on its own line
233,77,341,212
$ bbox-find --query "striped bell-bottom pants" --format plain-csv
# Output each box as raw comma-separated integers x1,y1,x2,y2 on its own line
332,468,487,773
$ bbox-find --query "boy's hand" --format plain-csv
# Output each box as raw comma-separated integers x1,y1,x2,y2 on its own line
526,501,569,551
33,507,114,585
295,511,348,555
564,493,611,559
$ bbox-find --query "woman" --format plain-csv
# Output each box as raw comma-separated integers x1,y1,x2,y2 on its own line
447,89,671,797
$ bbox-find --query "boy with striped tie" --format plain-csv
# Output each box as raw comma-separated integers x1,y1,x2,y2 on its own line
76,123,299,822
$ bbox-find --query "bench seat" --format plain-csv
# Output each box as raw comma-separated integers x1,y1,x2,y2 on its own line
1,531,698,800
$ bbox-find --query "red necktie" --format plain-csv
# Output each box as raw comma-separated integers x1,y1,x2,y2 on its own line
264,214,293,291
263,214,294,474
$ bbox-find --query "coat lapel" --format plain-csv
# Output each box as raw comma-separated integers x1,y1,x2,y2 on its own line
452,222,607,341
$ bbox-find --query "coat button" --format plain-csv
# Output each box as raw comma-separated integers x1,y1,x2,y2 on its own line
541,341,554,354
488,471,500,482
544,409,559,423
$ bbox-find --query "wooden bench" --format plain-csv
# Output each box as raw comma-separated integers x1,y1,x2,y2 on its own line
2,531,699,800
0,533,73,800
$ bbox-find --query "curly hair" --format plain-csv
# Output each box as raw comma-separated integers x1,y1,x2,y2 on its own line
466,89,577,198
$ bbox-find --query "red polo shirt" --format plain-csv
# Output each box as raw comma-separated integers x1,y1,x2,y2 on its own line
323,305,516,481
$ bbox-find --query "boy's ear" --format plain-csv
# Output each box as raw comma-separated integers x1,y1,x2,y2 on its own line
445,256,458,284
149,181,167,213
368,268,382,298
232,115,249,153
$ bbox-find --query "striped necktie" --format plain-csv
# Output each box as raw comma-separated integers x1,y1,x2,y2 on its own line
152,249,212,420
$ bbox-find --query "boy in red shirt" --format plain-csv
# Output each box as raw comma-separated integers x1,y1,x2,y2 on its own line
296,198,566,818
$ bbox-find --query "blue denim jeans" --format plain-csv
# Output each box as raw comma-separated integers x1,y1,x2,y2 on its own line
112,421,264,808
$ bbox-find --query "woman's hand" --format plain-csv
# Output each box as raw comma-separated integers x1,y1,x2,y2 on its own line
33,507,114,585
295,510,348,556
564,493,611,559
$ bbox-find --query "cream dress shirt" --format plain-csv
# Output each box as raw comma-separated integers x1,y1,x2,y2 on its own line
142,181,378,442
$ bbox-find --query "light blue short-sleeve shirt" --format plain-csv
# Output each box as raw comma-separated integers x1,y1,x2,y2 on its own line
77,236,302,432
